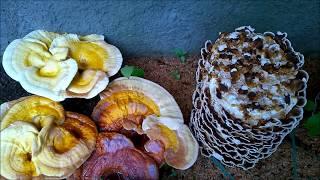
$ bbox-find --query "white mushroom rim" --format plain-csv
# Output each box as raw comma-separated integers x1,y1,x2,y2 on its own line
2,30,123,101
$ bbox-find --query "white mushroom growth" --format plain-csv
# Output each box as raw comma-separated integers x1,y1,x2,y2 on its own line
190,26,308,169
2,30,122,101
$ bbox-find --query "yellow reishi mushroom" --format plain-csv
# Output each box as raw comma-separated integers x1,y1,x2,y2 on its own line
32,112,98,178
142,115,199,170
3,38,52,81
2,30,123,101
0,96,64,130
24,30,60,48
2,31,78,101
50,33,123,76
92,77,183,132
66,70,109,99
0,121,40,179
0,96,98,179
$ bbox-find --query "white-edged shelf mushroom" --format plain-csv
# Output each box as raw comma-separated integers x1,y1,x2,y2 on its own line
91,77,199,170
190,26,308,170
70,132,159,180
2,30,122,101
0,96,98,179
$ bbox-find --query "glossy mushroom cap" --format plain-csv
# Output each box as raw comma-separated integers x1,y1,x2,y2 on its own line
0,121,40,179
92,77,199,170
0,96,64,130
0,96,98,179
142,116,199,170
93,77,183,132
32,112,98,178
2,30,123,101
79,132,159,180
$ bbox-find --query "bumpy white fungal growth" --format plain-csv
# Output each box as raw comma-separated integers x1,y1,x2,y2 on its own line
190,26,308,170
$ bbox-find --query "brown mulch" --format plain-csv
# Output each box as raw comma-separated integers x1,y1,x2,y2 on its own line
125,56,320,179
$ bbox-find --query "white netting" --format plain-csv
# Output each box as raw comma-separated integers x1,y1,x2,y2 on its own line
190,26,308,170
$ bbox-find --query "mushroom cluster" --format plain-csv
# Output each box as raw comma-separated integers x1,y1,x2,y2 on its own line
0,96,98,179
69,77,199,179
3,30,122,101
190,26,308,169
70,132,159,179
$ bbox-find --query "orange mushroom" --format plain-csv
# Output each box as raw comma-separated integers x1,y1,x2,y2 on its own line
92,77,198,170
92,77,183,132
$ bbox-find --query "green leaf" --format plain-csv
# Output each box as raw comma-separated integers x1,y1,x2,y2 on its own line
120,65,144,78
174,49,187,63
174,49,186,56
131,67,145,77
170,70,180,80
304,100,316,112
180,56,186,63
120,65,134,78
304,112,320,137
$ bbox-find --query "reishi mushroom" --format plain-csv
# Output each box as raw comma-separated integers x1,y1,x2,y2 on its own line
2,30,200,178
0,96,98,179
32,112,98,178
93,77,183,132
0,96,65,130
142,115,199,170
92,77,198,170
0,121,40,179
72,132,159,180
2,30,122,101
2,32,78,101
50,33,122,76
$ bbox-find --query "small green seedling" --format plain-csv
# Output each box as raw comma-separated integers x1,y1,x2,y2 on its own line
304,112,320,137
303,97,320,137
175,49,187,63
120,65,144,78
170,70,181,80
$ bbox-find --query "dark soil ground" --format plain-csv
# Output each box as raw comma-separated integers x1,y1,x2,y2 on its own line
0,55,319,179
